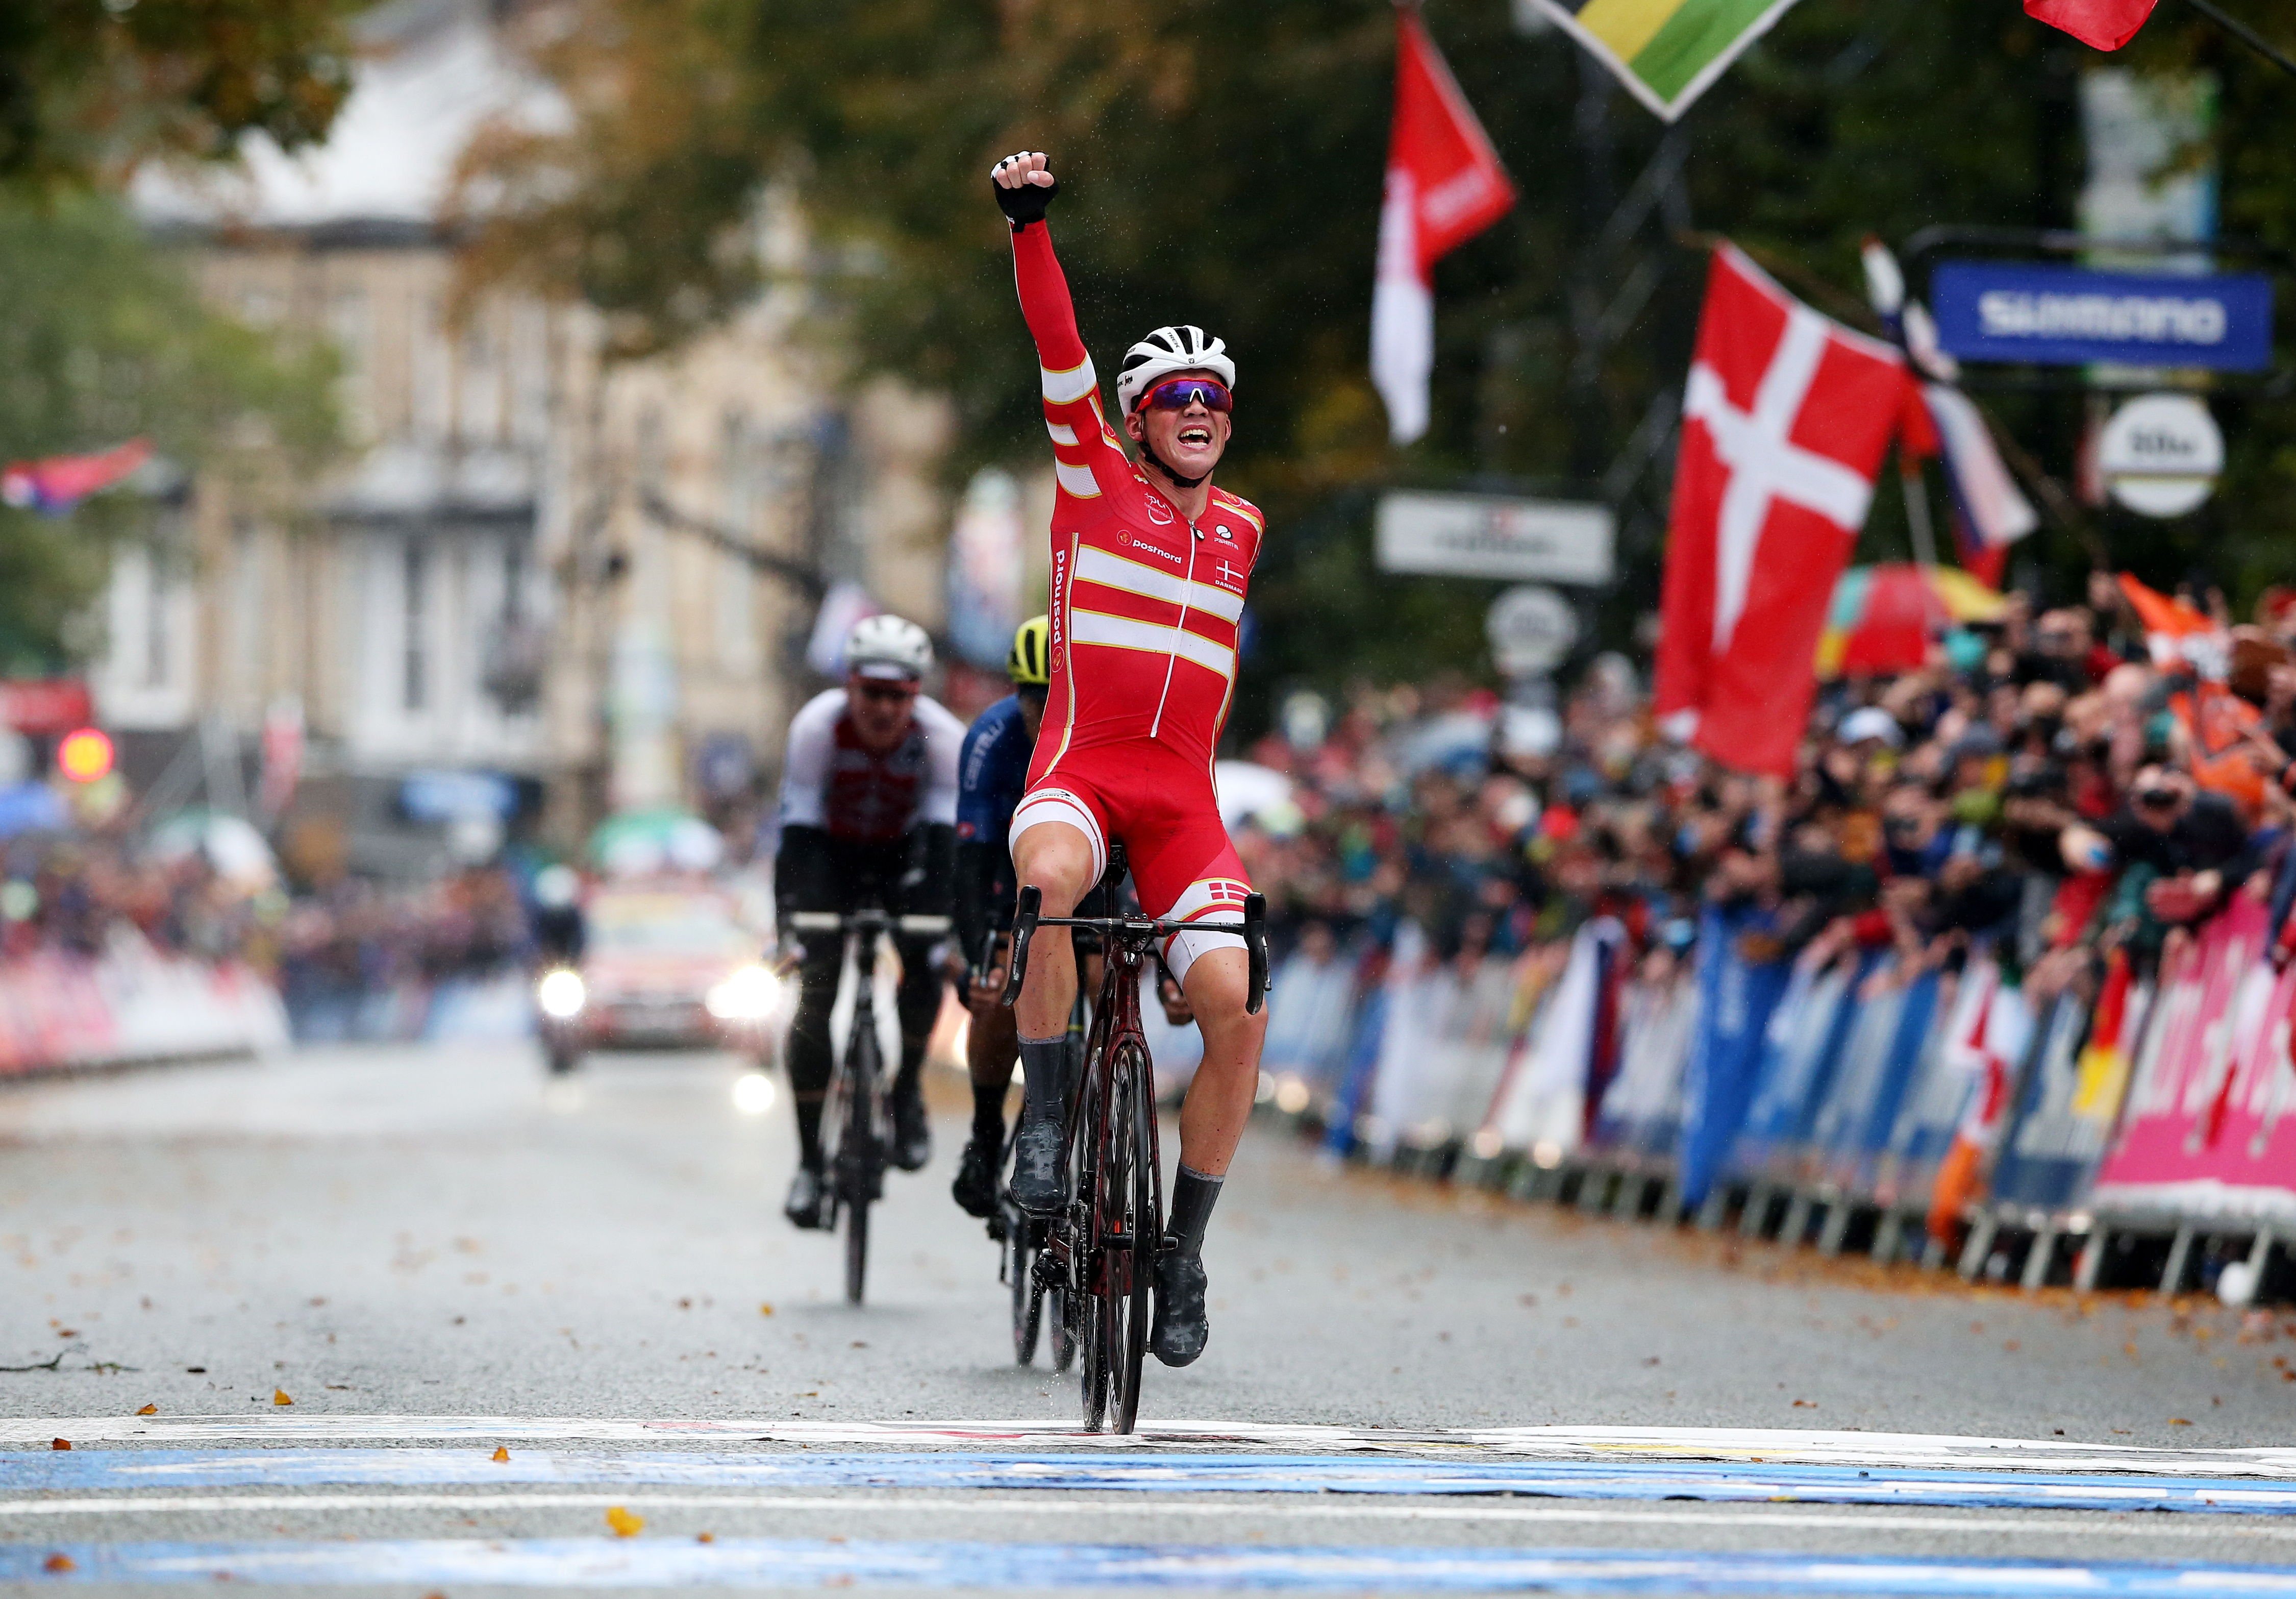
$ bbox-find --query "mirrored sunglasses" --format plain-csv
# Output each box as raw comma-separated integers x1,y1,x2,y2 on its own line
1141,378,1232,414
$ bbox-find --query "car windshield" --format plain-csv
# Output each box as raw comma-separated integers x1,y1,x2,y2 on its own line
589,894,743,955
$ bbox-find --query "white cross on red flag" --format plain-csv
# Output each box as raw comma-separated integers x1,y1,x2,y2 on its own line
1653,245,1911,778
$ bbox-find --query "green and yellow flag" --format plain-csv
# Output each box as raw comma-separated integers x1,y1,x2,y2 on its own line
1529,0,1805,121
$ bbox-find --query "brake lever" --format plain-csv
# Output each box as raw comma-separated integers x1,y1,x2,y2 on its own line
1001,886,1042,1010
1243,893,1268,1017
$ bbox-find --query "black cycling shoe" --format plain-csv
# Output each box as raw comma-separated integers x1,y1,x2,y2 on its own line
952,1130,1002,1219
783,1165,829,1231
890,1082,932,1172
1151,1243,1209,1367
1008,1113,1068,1216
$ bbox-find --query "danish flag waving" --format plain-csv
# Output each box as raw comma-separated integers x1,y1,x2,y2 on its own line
1370,6,1515,446
1653,247,1910,777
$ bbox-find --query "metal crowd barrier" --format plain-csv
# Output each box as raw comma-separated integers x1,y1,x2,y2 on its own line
1254,900,2294,1307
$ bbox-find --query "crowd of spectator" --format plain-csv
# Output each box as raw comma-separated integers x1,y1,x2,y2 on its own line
0,828,546,1042
0,837,273,967
1234,570,2296,1015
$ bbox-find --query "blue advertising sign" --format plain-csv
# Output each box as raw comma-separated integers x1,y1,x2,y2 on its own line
400,769,518,823
1931,260,2273,372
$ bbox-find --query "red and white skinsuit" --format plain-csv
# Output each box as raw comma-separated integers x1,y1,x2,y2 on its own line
1006,217,1265,982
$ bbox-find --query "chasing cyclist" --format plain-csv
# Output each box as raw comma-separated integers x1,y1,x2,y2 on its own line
989,149,1269,1367
773,614,963,1230
951,616,1121,1221
951,617,1054,1218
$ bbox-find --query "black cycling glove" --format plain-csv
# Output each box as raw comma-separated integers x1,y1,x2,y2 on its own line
992,167,1059,227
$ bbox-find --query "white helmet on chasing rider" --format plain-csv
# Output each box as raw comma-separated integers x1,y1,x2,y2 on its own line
844,613,933,682
1115,325,1235,415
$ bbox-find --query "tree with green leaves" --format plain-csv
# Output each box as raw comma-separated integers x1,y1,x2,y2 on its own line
0,0,360,187
0,195,337,671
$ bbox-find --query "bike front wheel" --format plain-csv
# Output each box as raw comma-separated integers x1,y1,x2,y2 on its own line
1103,1039,1156,1434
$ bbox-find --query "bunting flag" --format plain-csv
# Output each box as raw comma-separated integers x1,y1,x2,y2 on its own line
1370,5,1517,445
1,438,152,516
1528,0,1808,122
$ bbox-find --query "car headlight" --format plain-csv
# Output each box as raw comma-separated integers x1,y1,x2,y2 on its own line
536,967,587,1020
706,963,783,1022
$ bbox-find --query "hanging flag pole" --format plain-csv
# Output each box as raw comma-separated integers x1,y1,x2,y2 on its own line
2181,0,2296,79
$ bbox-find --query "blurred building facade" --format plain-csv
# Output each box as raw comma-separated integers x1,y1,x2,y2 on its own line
105,0,951,879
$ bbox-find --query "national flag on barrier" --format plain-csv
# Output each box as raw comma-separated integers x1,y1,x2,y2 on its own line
1370,5,1516,446
1653,245,1910,778
1,438,151,516
2025,0,2159,52
1527,0,1808,122
1927,961,2031,1248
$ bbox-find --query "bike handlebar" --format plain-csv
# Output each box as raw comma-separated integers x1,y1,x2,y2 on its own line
999,886,1268,1017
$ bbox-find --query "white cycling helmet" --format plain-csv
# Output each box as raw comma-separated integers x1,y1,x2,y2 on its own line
844,613,933,681
1115,325,1235,415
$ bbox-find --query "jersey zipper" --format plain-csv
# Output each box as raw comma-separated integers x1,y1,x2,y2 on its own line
1146,517,1203,742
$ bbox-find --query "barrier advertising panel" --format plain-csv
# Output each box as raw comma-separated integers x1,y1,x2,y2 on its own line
2091,896,2296,1222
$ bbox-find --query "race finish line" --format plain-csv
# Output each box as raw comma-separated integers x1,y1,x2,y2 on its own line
5,1416,2291,1479
8,1537,2296,1594
6,1447,2296,1517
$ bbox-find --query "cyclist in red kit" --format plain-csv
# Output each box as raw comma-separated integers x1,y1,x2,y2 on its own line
990,149,1267,1368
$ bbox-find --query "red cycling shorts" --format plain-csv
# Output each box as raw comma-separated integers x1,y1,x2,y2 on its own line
1007,741,1252,985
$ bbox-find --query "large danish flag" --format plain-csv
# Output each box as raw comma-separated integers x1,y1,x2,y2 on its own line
1653,246,1911,778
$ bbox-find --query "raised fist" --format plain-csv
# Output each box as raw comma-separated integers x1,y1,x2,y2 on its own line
990,150,1058,225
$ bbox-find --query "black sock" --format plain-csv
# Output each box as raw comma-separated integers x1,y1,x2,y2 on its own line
794,1096,825,1171
1018,1035,1067,1126
970,1079,1009,1144
1166,1164,1222,1256
893,1039,926,1105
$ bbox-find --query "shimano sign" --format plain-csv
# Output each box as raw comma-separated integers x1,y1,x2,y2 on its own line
1931,260,2272,372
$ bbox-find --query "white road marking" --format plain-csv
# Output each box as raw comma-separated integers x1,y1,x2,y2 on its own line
6,1416,2290,1478
4,1490,2294,1540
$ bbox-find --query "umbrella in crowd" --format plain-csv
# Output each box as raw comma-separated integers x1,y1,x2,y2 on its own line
1816,562,2010,678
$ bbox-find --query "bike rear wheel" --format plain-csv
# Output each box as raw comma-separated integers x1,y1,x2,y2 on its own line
1103,1040,1155,1434
1008,1208,1040,1365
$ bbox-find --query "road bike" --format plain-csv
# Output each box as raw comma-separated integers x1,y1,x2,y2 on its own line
1000,851,1266,1432
785,905,951,1306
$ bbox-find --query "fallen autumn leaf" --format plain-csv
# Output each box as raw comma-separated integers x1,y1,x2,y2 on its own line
273,1389,293,1406
49,1439,69,1451
136,1404,157,1416
606,1506,644,1538
492,1446,511,1463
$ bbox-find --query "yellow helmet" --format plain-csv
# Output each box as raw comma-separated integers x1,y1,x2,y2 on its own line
1008,614,1052,686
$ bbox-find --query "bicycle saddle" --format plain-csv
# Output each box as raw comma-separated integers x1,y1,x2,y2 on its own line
1098,842,1131,897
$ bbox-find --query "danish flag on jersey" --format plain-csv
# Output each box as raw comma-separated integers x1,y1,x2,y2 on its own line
1653,245,1911,778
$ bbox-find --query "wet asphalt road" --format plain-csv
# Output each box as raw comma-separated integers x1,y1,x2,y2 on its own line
1,1041,2290,1592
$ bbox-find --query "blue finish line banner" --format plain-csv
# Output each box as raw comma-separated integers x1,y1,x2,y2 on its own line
1931,259,2274,372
